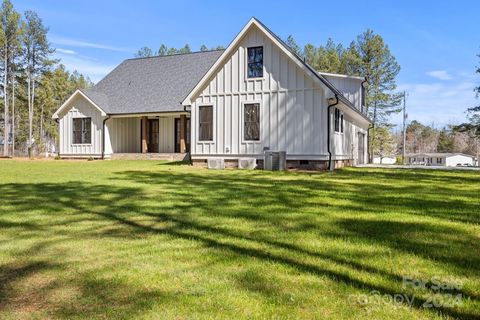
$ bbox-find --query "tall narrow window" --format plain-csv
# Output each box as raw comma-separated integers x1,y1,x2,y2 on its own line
247,46,263,78
334,108,344,133
199,106,213,141
73,118,91,144
244,103,260,141
334,108,340,132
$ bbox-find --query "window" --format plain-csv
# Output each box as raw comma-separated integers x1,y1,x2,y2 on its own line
247,46,263,78
199,105,213,141
244,103,260,141
334,108,344,133
73,118,91,144
437,157,442,164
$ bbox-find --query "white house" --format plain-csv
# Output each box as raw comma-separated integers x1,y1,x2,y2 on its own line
406,153,475,167
53,18,371,169
373,156,396,165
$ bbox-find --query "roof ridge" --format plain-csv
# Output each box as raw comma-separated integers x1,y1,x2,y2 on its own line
124,48,226,61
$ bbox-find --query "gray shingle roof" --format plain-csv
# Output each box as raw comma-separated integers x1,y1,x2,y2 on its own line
83,50,224,114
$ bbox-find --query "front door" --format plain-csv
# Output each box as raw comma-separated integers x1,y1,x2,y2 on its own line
175,118,190,153
357,133,365,164
147,119,159,153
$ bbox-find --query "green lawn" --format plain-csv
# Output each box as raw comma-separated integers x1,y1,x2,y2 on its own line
0,160,479,319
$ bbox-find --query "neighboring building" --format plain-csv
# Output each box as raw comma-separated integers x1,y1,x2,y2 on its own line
406,153,475,167
373,156,396,165
53,18,371,169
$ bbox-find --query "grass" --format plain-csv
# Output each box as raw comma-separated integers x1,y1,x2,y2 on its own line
0,160,479,319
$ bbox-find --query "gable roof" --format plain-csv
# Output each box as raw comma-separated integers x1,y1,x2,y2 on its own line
182,17,371,123
83,49,224,115
52,89,107,119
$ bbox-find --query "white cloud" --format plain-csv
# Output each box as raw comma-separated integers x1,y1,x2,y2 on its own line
56,48,77,55
426,70,452,81
50,35,131,52
391,78,476,127
54,51,115,83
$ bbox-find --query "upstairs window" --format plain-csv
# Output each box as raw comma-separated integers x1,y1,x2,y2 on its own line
199,105,213,141
334,108,344,133
247,46,263,78
244,103,260,141
73,118,91,144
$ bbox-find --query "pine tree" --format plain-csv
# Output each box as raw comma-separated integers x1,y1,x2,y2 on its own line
157,44,167,56
354,29,401,161
437,128,454,152
199,44,208,52
178,44,191,54
23,10,53,157
135,46,153,58
0,0,22,156
286,35,302,57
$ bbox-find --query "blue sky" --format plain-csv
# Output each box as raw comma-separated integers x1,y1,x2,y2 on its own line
15,0,480,128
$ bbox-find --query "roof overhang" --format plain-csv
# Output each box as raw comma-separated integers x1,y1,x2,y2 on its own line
52,89,107,119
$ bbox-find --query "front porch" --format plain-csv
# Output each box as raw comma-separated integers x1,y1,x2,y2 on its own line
105,113,190,157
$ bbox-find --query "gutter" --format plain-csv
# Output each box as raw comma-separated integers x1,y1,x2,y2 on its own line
102,116,110,159
327,95,340,171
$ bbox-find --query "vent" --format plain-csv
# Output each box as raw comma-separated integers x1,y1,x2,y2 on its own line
264,151,286,171
238,158,256,170
207,158,225,170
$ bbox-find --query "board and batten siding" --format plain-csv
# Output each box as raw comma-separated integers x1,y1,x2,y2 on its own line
106,118,141,153
190,25,331,159
104,115,177,154
58,95,104,156
322,75,364,111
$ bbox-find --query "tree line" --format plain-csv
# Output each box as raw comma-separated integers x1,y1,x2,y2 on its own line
0,0,92,157
373,121,479,162
135,44,225,58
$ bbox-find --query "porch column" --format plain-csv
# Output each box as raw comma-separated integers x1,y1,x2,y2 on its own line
180,114,187,153
141,116,148,153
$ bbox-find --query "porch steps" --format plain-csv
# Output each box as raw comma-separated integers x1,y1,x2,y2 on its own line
110,153,189,161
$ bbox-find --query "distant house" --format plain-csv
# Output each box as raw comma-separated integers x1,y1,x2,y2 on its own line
53,18,371,169
373,156,396,165
406,153,475,167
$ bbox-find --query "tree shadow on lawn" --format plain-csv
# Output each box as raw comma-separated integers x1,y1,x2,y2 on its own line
0,167,479,318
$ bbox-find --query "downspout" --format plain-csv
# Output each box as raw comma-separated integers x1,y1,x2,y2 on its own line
102,116,110,160
55,118,60,157
327,95,339,171
361,78,368,114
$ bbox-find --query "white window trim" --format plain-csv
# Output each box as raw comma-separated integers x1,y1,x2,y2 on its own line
71,116,93,146
245,46,265,81
196,102,216,144
241,100,262,144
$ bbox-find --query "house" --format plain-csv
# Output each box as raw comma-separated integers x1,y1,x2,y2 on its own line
406,153,475,167
373,156,396,165
53,18,371,169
